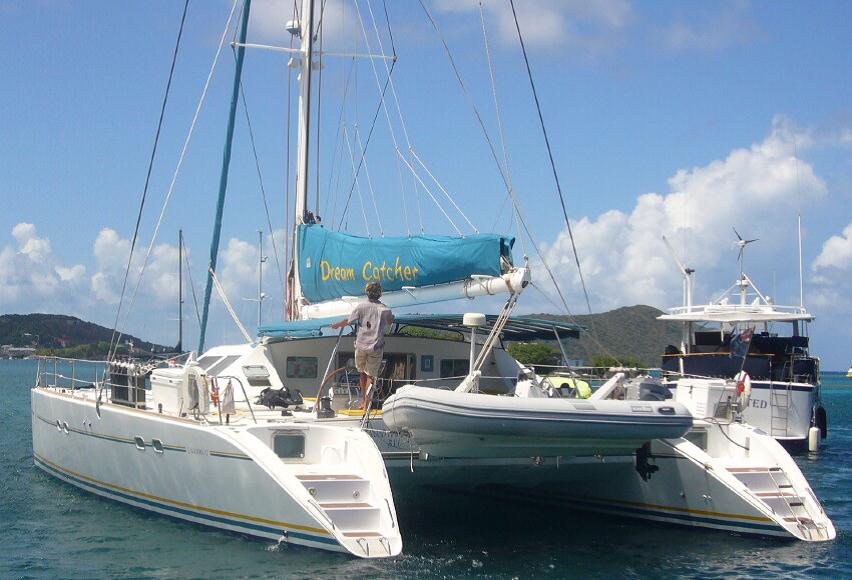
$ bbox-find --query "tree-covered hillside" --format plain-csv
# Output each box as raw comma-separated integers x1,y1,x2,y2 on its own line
526,305,682,367
0,313,168,357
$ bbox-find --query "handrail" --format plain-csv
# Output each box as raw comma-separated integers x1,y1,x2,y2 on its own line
216,375,256,424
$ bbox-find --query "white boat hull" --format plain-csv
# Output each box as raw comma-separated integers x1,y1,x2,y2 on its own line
374,424,835,541
31,388,401,557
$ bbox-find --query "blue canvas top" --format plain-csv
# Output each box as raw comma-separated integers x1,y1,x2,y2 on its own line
296,224,514,303
258,314,583,341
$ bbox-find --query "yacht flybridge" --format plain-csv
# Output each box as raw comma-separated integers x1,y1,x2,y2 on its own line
31,0,834,559
658,234,827,447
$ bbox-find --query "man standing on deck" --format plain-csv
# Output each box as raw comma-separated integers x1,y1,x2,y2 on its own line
331,282,394,409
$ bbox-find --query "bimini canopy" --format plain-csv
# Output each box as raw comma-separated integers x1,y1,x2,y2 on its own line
297,224,514,303
258,314,583,341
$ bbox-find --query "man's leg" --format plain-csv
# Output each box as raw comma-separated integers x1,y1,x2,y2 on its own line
359,371,370,409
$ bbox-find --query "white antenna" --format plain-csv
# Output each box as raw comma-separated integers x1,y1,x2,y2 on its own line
798,214,805,311
662,235,695,311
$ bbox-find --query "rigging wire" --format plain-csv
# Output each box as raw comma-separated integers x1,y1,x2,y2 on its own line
107,0,190,359
237,80,285,303
335,59,396,230
354,124,385,236
365,0,480,235
508,0,592,315
343,125,373,237
478,0,525,257
325,52,357,229
349,0,414,235
110,0,240,359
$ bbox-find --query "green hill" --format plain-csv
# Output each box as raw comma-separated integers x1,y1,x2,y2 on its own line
0,313,169,358
529,305,682,367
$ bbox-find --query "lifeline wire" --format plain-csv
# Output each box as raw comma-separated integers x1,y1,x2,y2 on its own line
114,0,240,358
508,0,592,315
237,81,285,298
107,0,190,358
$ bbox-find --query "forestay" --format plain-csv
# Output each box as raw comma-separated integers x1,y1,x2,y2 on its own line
297,224,514,302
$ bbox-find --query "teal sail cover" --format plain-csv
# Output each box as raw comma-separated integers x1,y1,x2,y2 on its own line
297,224,514,302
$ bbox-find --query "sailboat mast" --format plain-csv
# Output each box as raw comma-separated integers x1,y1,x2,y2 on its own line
290,0,316,320
197,0,252,353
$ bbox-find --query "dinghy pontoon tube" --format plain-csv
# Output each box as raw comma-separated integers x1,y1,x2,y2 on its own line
382,385,693,458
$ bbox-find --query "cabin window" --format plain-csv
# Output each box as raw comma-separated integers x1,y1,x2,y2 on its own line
134,436,146,450
152,439,164,453
440,359,470,378
273,432,305,459
286,357,318,379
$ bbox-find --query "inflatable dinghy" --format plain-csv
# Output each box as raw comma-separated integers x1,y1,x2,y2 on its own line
382,385,693,458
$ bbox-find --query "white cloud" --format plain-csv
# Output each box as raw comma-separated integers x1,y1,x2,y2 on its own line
813,223,852,272
537,116,826,311
436,0,633,57
220,237,260,301
660,0,755,53
0,223,87,310
809,223,852,317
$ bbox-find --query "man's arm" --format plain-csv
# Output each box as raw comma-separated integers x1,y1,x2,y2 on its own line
330,305,360,329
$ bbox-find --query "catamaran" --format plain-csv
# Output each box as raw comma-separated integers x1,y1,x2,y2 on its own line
31,0,834,559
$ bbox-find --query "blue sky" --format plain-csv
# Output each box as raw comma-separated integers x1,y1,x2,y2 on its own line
1,0,850,368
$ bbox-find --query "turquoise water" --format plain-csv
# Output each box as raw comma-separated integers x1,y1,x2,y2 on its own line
1,359,849,578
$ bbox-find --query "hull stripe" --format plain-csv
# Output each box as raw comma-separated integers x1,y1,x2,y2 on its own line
560,495,780,532
35,412,251,460
32,453,335,544
501,487,780,532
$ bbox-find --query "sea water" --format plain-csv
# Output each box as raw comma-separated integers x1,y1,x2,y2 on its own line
1,359,849,578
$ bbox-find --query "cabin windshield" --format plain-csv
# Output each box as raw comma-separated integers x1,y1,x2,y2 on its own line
662,330,817,383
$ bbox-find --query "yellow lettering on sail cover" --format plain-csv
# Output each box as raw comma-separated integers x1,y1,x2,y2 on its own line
358,257,420,283
321,260,354,282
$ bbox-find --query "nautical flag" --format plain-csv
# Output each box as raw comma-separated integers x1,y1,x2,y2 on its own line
730,327,754,360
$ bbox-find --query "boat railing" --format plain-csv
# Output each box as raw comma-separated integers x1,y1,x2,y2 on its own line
215,375,257,424
34,356,107,391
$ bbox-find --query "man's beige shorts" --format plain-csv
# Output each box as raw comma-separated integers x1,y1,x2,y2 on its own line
355,349,382,377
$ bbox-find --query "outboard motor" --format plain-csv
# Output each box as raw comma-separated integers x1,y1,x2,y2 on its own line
638,378,672,401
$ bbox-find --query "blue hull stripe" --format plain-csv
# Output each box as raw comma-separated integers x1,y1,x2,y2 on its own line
34,456,338,546
540,497,784,532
